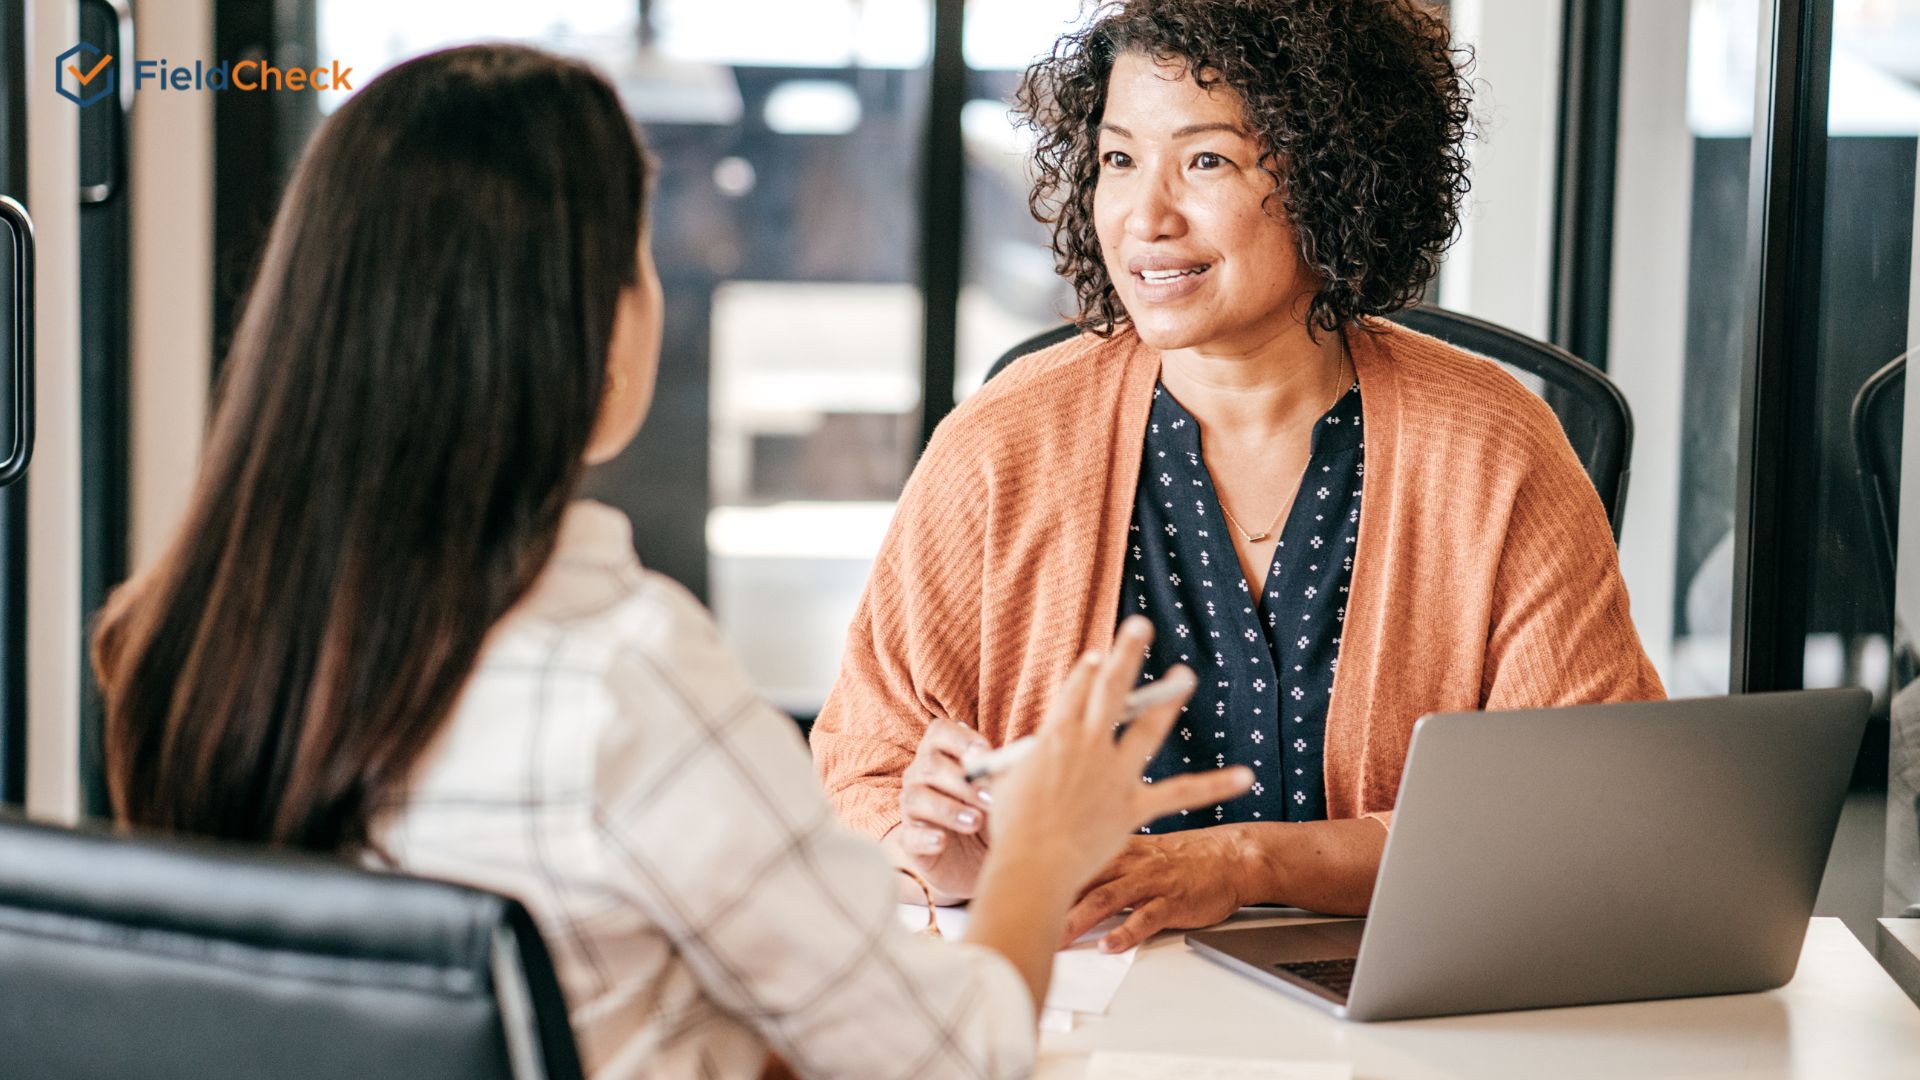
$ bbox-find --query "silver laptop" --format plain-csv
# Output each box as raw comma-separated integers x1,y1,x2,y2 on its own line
1187,689,1870,1021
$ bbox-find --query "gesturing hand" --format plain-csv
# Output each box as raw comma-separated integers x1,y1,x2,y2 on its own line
980,618,1255,907
958,617,1255,1014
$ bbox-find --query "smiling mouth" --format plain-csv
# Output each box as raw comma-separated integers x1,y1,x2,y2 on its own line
1137,264,1212,284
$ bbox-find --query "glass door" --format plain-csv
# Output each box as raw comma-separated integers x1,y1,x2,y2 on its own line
243,0,940,718
1815,0,1920,921
646,0,935,716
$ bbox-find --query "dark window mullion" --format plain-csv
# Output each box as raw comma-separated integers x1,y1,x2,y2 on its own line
212,0,320,378
1549,0,1624,370
1731,0,1833,693
0,0,28,810
917,0,966,449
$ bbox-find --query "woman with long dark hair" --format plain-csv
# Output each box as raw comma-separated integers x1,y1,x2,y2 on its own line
94,44,1247,1079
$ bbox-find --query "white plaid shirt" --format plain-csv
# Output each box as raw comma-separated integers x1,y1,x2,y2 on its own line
374,501,1035,1080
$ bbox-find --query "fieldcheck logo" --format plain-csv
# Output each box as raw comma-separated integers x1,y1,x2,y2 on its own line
56,42,354,106
134,58,355,94
55,42,116,108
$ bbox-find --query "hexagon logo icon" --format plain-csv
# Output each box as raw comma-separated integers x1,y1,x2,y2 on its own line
55,43,115,108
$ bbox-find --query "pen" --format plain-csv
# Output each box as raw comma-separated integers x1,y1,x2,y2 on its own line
960,678,1193,783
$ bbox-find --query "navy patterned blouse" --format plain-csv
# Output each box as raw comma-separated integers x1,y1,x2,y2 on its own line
1119,379,1365,833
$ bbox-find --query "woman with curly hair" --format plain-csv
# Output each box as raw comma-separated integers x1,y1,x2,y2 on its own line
812,0,1663,951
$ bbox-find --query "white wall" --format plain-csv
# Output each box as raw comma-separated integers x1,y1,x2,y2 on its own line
1605,0,1697,685
26,0,80,821
1440,0,1564,340
130,0,212,569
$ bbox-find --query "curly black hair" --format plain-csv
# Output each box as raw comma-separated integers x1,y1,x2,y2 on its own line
1014,0,1473,336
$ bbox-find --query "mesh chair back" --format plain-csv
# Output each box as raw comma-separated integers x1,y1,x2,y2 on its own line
985,306,1634,538
0,813,584,1080
1851,355,1904,601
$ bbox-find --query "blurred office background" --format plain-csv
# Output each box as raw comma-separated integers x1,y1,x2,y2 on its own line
2,0,1919,939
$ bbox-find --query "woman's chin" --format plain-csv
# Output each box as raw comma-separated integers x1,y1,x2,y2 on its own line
1128,312,1218,353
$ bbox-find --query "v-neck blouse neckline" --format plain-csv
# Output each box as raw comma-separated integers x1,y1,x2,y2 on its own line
1119,378,1365,829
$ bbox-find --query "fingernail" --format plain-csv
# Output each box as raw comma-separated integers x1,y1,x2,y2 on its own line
956,810,979,828
975,787,993,806
1100,936,1122,953
1080,650,1103,666
919,831,945,854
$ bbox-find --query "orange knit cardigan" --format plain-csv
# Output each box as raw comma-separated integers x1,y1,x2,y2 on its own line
811,320,1665,838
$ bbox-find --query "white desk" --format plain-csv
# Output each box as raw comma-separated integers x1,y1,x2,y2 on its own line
1037,913,1920,1079
1880,918,1920,1007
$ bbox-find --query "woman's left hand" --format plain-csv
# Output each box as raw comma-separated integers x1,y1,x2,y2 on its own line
1059,825,1256,953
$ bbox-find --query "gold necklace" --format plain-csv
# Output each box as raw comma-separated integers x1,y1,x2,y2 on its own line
1215,343,1352,545
1219,500,1286,544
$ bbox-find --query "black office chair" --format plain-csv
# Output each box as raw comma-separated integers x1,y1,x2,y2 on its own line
1855,358,1919,927
986,306,1635,539
1852,355,1904,605
0,812,583,1080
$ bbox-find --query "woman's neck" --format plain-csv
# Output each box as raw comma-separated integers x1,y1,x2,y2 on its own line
1156,319,1349,444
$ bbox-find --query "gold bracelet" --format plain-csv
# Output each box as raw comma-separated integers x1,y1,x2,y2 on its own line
898,868,943,939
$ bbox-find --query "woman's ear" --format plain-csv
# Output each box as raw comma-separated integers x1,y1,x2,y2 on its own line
583,313,651,465
584,240,664,465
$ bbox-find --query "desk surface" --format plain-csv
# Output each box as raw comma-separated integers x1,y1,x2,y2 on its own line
1879,918,1920,1008
1037,914,1920,1079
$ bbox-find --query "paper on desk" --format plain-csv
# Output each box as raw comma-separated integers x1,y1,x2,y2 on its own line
1086,1053,1352,1080
896,903,1139,1017
1045,921,1138,1015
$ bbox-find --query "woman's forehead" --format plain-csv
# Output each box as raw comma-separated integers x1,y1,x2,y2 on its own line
1102,51,1249,136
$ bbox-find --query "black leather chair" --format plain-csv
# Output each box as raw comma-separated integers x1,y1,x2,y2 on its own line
1852,355,1904,605
986,306,1635,539
0,812,583,1080
1855,358,1919,927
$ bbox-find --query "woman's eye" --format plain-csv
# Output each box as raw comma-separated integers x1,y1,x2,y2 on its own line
1101,150,1134,169
1193,152,1227,170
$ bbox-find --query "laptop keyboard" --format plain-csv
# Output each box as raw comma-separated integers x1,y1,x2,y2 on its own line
1275,957,1357,999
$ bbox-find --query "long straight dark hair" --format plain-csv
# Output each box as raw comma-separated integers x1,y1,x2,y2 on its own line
95,44,650,852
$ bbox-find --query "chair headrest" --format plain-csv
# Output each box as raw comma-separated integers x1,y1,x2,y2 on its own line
0,811,502,974
0,812,584,1080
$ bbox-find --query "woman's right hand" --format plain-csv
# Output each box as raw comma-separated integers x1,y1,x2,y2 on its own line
890,717,996,902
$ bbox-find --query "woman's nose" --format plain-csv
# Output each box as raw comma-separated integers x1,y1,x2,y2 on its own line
1124,177,1186,243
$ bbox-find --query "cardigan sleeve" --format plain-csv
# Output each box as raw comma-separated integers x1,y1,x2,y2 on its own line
1359,413,1663,833
811,420,991,841
1480,419,1666,713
